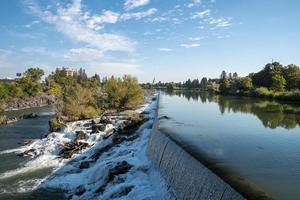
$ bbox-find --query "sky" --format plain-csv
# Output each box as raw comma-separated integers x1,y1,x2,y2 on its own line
0,0,300,83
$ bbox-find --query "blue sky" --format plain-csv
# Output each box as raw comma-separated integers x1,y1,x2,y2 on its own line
0,0,300,82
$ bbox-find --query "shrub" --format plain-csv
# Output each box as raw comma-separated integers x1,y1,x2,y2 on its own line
62,84,100,120
49,118,64,132
254,87,273,97
104,76,143,110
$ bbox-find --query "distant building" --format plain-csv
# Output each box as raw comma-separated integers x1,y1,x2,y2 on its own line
56,67,77,76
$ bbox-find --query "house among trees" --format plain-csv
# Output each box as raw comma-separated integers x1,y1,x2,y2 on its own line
56,67,78,77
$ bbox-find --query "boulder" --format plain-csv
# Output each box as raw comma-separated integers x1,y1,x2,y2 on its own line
99,116,112,124
75,131,86,141
22,113,38,119
118,117,144,135
59,142,89,159
108,161,133,181
5,117,18,124
49,118,63,132
75,185,86,196
91,124,106,134
103,129,115,140
79,161,90,169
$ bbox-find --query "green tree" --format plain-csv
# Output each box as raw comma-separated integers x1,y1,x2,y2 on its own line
220,70,227,80
272,74,286,91
104,76,143,110
252,62,284,88
104,77,124,109
6,83,23,99
166,83,175,91
0,83,8,100
48,81,62,97
63,84,99,120
233,72,238,79
200,77,208,90
120,75,143,109
219,79,231,94
24,67,44,82
283,64,300,90
18,77,43,97
238,76,253,91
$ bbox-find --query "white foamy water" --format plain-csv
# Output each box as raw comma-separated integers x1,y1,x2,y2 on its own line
0,94,173,199
0,148,24,155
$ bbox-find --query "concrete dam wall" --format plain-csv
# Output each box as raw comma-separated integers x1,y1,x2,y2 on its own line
147,96,246,200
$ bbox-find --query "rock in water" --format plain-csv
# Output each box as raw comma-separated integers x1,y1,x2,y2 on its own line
75,131,86,141
99,116,112,124
79,161,90,169
108,161,133,181
22,113,38,119
91,124,106,134
59,142,89,159
75,185,86,196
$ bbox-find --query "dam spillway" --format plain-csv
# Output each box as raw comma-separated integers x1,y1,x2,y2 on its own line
147,93,246,200
147,126,246,200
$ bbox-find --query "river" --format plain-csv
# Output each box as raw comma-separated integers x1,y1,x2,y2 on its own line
159,90,300,200
0,106,64,200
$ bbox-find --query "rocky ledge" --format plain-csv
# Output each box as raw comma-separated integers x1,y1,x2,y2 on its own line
4,93,55,111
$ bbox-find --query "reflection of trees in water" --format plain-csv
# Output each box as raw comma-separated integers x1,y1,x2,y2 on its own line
162,90,300,129
217,97,300,129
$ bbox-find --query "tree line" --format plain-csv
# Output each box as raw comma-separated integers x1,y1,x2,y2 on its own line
0,67,144,126
144,62,300,101
218,62,300,101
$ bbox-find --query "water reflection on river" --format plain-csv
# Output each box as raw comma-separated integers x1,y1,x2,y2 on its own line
159,90,300,200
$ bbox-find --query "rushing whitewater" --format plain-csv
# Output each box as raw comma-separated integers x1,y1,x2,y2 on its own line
0,95,174,200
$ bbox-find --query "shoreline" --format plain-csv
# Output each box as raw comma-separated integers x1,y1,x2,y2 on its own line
159,88,300,105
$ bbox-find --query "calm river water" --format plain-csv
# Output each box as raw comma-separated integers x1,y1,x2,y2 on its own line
159,91,300,200
0,106,64,200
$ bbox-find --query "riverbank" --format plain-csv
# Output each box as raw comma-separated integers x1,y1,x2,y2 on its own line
0,93,55,125
0,94,174,200
160,88,300,106
3,93,55,112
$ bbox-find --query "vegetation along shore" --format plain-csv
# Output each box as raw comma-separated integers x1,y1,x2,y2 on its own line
145,62,300,102
0,67,144,127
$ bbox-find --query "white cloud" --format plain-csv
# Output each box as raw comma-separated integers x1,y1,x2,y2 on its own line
210,18,231,27
124,0,150,10
189,37,203,41
191,9,211,19
187,0,202,8
25,0,135,54
194,0,202,3
158,48,173,52
120,8,157,21
87,10,119,30
151,16,167,23
63,48,103,61
181,43,200,48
